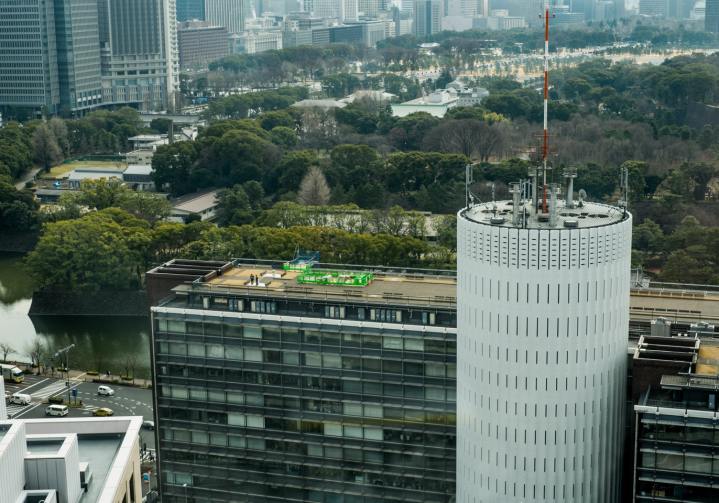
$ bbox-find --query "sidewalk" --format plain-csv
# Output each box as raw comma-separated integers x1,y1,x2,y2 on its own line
23,365,152,388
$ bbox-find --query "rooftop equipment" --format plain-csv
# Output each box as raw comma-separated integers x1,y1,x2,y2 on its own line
297,269,374,287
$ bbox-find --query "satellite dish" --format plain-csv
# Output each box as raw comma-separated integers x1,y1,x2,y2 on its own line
578,189,587,198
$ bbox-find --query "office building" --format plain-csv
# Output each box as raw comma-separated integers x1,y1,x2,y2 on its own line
177,0,206,20
633,335,719,501
148,258,458,503
413,0,442,35
706,0,719,29
177,21,229,68
98,0,179,111
0,0,103,116
230,31,283,54
456,192,632,500
205,0,245,33
0,379,143,503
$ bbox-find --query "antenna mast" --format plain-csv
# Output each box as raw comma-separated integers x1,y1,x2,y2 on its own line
523,0,556,214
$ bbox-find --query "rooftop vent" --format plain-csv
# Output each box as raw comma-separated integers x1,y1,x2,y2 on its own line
564,219,578,228
490,217,505,225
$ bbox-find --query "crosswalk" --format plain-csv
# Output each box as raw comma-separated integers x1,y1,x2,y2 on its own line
5,379,82,419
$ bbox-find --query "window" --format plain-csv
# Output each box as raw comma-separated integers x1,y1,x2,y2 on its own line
208,391,225,403
404,338,424,351
343,403,362,416
173,430,190,442
205,345,223,358
342,333,361,347
225,347,243,360
191,431,208,444
323,355,341,368
363,358,381,372
342,356,361,370
167,320,185,333
189,389,205,400
171,388,188,399
187,344,204,357
364,405,383,418
244,348,262,362
247,416,265,428
307,444,323,456
305,353,321,367
263,327,281,341
383,337,402,350
325,423,342,436
325,446,342,458
282,329,300,342
228,413,246,426
404,362,423,376
283,352,299,364
169,343,186,355
383,360,402,374
229,436,246,448
425,388,445,401
244,326,262,339
210,433,227,446
425,339,445,354
362,335,381,349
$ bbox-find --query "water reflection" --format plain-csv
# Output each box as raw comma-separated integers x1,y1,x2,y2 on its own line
0,252,152,377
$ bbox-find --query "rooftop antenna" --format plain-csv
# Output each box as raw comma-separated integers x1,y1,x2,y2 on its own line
563,166,577,208
522,0,556,214
618,167,629,216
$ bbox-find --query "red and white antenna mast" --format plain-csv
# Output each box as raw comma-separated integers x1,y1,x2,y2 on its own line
523,0,557,213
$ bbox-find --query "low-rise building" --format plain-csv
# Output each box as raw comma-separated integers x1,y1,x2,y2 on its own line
229,32,283,54
169,189,220,222
177,21,230,69
34,188,76,204
123,165,155,191
445,80,488,107
125,150,155,166
0,380,143,503
391,89,459,117
67,168,125,189
633,335,719,501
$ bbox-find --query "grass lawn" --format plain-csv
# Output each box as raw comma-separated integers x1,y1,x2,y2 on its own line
39,160,126,179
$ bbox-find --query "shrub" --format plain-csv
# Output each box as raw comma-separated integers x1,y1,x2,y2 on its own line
57,367,67,371
121,375,133,380
87,371,99,376
48,396,63,404
111,379,119,384
23,368,33,374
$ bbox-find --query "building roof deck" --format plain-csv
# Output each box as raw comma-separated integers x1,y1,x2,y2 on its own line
462,200,627,230
166,260,458,309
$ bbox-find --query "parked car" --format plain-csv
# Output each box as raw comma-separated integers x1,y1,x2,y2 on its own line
142,420,155,430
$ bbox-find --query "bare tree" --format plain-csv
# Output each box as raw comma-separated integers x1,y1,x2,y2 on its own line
0,342,15,362
298,167,331,206
92,354,105,375
24,337,46,373
423,119,505,161
33,124,63,173
122,353,138,384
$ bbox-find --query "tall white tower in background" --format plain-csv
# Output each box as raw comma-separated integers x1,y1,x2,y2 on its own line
456,192,631,502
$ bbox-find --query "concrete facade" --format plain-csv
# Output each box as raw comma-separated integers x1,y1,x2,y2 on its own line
177,21,229,68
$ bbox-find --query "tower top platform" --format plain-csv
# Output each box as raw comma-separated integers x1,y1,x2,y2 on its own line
461,200,628,230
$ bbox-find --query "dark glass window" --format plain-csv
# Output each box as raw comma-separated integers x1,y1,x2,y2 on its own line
187,366,204,379
362,334,381,349
342,380,362,393
205,323,222,336
169,365,186,377
226,369,242,383
446,341,457,355
383,360,402,374
243,371,259,383
282,329,300,342
363,382,382,395
404,362,424,376
263,350,281,363
224,324,241,338
263,327,281,341
208,412,227,424
322,378,341,391
384,384,402,396
302,330,321,344
206,368,223,381
404,385,423,398
282,374,300,387
363,358,381,372
425,339,445,354
342,356,361,370
186,322,203,335
320,332,340,346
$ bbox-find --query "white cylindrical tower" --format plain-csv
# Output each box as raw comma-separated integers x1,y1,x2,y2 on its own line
456,200,631,503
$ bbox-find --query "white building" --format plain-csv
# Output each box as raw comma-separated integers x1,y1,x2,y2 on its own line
125,150,155,165
456,193,631,502
391,88,459,117
0,378,143,503
229,32,283,54
67,168,125,189
169,189,220,222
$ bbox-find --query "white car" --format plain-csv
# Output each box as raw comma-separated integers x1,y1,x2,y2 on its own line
98,385,114,396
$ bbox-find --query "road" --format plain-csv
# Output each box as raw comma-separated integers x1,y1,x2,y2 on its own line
4,375,156,454
14,167,41,189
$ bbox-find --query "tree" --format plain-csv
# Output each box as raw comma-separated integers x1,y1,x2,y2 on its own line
121,352,138,384
25,337,46,372
423,119,505,161
0,342,15,362
33,124,63,173
151,141,199,195
118,192,173,224
215,185,255,227
298,166,331,206
432,214,457,252
257,111,295,131
24,209,152,292
91,354,105,375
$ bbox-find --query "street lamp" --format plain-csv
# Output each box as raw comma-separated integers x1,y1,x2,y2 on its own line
182,483,187,503
53,344,75,405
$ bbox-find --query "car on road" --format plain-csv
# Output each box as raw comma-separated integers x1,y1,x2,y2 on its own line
93,407,114,417
45,405,68,416
98,385,114,396
9,393,31,405
142,420,154,430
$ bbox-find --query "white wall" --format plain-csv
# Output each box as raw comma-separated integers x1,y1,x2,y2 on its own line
455,210,632,502
0,423,26,503
25,435,81,503
0,378,6,419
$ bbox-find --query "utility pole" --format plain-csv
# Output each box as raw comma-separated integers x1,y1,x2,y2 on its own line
53,344,75,405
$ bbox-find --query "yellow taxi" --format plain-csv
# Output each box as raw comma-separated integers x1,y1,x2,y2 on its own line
93,407,115,417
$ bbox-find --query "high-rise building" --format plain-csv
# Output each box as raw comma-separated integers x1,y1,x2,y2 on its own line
707,0,719,29
54,0,102,113
147,258,458,503
177,0,206,21
639,0,668,15
0,0,59,114
413,0,441,35
456,193,632,501
98,0,179,111
205,0,245,33
0,0,103,115
177,21,229,68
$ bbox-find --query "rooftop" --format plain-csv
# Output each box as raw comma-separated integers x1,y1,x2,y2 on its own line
122,165,153,176
170,189,219,212
462,200,627,230
163,259,457,310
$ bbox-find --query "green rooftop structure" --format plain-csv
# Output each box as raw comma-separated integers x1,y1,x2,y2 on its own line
283,249,319,271
297,269,374,287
